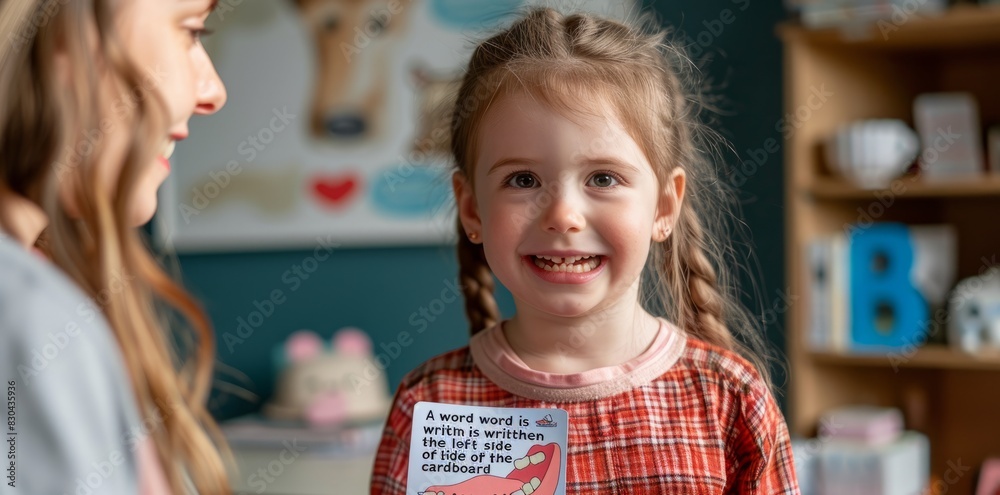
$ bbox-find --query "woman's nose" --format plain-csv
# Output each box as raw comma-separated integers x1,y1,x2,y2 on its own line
194,49,226,115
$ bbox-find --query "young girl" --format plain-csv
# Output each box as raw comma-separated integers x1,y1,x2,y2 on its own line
371,7,799,494
0,0,228,493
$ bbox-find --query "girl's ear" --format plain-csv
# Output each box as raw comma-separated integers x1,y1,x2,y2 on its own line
653,167,686,242
452,170,483,243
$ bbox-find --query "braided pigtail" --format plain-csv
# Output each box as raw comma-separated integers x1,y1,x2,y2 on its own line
455,219,500,335
675,208,734,350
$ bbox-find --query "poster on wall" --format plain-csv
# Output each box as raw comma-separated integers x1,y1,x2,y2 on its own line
156,0,637,252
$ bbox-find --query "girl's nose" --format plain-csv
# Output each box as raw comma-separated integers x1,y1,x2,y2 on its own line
542,190,587,234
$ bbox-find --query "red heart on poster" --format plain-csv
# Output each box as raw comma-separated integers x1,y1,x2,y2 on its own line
311,174,360,207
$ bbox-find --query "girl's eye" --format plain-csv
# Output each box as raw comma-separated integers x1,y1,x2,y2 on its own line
588,173,619,188
506,173,538,189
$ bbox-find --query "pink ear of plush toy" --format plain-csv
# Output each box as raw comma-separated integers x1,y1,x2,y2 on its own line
286,330,323,362
332,327,372,356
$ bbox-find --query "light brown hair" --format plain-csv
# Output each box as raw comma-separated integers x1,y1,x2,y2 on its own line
0,0,230,492
451,7,774,385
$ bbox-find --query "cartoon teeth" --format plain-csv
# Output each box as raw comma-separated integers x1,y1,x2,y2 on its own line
517,477,541,495
513,451,545,471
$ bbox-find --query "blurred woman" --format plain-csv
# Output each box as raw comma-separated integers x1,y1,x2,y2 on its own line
0,0,229,492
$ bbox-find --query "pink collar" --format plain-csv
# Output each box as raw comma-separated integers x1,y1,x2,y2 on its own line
470,319,687,402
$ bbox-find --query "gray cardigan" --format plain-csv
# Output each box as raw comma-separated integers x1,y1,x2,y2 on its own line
1,231,140,494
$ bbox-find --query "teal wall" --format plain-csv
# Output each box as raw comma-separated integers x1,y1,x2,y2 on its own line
182,246,515,419
640,0,789,397
182,0,787,421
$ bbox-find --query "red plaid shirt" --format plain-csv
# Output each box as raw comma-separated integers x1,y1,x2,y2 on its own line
371,321,799,494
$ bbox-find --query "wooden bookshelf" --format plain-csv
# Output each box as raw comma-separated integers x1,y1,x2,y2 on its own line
777,5,1000,49
780,7,1000,494
807,175,1000,199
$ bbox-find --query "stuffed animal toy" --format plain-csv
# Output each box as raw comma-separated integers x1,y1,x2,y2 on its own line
264,328,391,427
948,267,1000,353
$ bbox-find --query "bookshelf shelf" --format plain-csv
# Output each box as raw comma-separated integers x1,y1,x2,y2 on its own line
782,6,1000,493
777,5,1000,50
807,175,1000,200
810,345,1000,371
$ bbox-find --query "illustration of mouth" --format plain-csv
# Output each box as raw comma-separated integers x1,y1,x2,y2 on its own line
421,443,561,495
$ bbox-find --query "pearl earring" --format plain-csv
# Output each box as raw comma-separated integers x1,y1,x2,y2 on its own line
468,232,479,241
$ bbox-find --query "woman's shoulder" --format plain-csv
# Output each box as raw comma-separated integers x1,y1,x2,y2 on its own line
0,239,111,353
0,239,143,492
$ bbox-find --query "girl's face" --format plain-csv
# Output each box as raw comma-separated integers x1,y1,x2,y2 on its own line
96,0,226,225
455,92,684,319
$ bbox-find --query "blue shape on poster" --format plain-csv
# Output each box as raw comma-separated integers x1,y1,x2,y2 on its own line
849,223,928,350
430,0,523,29
371,165,449,218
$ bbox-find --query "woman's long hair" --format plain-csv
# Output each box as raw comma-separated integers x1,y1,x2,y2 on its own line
0,1,230,492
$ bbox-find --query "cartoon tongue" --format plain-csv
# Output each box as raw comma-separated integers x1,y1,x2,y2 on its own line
421,443,560,495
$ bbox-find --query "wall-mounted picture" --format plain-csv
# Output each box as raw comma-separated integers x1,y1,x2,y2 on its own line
156,0,635,252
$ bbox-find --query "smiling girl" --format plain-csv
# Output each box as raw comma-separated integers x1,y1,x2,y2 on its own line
0,0,228,493
372,8,799,494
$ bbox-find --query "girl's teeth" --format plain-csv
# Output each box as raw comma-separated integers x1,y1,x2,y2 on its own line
533,256,600,273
